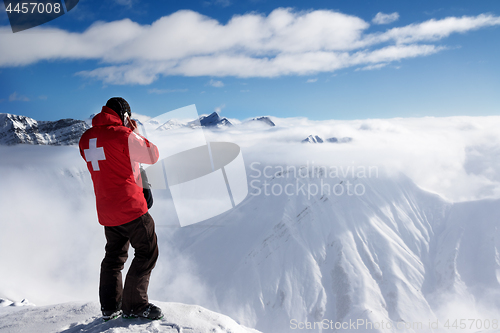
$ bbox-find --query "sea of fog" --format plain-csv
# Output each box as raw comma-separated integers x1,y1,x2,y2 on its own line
1,115,500,333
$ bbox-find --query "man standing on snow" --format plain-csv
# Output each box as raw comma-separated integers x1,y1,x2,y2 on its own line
79,97,163,321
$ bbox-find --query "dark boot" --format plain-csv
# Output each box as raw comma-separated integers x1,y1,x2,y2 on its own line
123,303,163,320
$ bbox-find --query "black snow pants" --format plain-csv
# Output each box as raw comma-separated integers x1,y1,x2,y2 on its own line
99,212,159,315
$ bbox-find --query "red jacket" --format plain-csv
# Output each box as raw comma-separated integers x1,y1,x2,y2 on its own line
79,106,159,226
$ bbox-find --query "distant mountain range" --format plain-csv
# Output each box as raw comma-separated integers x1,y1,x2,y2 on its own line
0,112,276,146
0,113,89,145
145,112,276,130
1,111,357,148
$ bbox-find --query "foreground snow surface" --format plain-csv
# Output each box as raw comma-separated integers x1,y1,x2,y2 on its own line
0,301,261,333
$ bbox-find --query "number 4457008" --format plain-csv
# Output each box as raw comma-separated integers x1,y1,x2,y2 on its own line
444,319,498,330
5,2,61,14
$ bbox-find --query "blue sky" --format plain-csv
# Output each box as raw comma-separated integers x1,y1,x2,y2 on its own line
0,0,499,121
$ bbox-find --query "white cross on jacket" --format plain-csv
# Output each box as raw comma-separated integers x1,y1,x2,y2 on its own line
84,138,106,171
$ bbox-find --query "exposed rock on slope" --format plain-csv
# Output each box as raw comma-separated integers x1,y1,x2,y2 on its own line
0,113,89,145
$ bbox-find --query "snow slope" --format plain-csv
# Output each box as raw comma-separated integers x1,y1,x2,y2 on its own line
0,300,261,333
165,169,500,332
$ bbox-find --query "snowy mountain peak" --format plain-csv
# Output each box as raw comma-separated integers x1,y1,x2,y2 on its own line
0,113,89,146
248,116,276,127
302,134,353,144
0,298,34,307
199,112,233,128
302,135,323,143
155,118,190,131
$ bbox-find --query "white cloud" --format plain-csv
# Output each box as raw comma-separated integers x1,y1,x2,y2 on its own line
356,63,388,71
130,112,151,123
306,78,318,83
372,12,400,25
0,10,499,84
208,79,224,87
214,104,226,113
205,115,500,202
365,14,500,45
8,92,29,102
350,44,445,67
0,146,214,308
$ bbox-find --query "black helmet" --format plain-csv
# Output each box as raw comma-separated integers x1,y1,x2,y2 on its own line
106,97,131,124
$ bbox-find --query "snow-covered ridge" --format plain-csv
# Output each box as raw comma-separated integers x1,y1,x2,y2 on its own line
140,112,276,132
0,301,261,333
247,116,276,127
0,113,89,145
302,134,352,143
0,298,34,307
171,170,500,332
